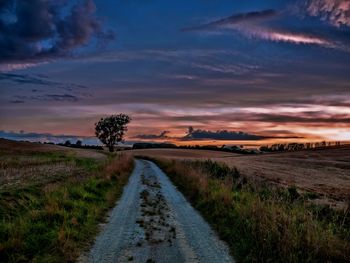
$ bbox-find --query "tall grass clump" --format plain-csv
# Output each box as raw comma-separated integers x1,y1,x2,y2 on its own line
148,157,349,263
0,154,134,263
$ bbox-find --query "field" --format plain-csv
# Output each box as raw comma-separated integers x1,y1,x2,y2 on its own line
1,139,349,262
130,146,350,209
0,139,106,191
0,139,134,262
129,148,239,159
149,158,349,262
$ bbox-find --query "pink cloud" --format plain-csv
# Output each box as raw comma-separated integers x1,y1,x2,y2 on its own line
233,25,332,46
0,62,46,72
306,0,350,27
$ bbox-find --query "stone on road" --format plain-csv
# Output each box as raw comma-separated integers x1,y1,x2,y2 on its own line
83,159,234,263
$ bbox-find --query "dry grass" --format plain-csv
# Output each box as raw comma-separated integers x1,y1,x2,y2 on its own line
0,156,79,190
0,139,107,191
131,146,350,208
151,158,349,262
0,140,135,262
130,148,239,159
219,146,350,203
0,138,106,160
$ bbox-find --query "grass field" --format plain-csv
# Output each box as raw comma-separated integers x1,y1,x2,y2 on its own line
1,139,349,262
131,146,350,209
146,157,349,262
0,139,134,262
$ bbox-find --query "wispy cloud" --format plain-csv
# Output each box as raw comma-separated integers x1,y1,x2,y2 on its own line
165,74,198,80
9,100,25,104
233,25,333,46
12,94,80,103
77,49,260,77
183,8,346,50
0,62,48,72
191,62,258,75
1,73,91,103
182,9,278,31
0,73,88,89
133,131,171,140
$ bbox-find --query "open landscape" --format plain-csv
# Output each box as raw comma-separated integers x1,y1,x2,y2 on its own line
131,146,350,208
1,139,349,262
1,0,350,262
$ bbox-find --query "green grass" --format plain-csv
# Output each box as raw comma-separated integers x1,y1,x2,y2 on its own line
0,154,134,262
1,151,99,171
146,157,349,263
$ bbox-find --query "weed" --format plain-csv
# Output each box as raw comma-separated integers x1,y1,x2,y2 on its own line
0,153,134,262
303,191,320,200
148,157,349,263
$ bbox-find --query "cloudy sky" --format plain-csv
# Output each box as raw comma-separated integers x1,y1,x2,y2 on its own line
0,0,349,145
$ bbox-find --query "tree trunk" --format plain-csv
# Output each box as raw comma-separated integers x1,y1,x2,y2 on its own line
108,145,114,152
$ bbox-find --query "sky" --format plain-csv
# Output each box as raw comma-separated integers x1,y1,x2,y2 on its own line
0,0,349,145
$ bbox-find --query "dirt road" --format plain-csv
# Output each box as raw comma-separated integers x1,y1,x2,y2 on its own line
83,160,234,263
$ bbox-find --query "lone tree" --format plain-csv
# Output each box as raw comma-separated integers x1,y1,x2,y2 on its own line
95,114,131,152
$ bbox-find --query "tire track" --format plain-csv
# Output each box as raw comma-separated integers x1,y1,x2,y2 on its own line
82,160,234,263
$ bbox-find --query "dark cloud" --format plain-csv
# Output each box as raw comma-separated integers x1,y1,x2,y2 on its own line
183,127,266,141
0,0,114,66
41,94,79,102
134,131,170,139
254,113,350,123
182,9,278,31
171,110,348,125
9,99,25,104
1,72,91,103
0,73,54,85
182,127,304,141
133,127,302,142
0,130,99,144
0,72,91,101
13,93,79,103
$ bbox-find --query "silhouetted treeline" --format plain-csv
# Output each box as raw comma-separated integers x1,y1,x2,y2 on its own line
40,139,345,154
131,141,346,155
259,141,343,152
132,143,258,154
43,140,103,150
177,144,258,154
132,142,177,149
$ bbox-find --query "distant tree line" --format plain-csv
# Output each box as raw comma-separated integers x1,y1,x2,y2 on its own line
259,141,343,152
132,142,177,149
56,140,103,150
40,139,345,154
131,143,258,154
131,141,346,154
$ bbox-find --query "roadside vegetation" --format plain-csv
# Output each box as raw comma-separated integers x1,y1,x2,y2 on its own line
0,148,134,263
144,157,349,262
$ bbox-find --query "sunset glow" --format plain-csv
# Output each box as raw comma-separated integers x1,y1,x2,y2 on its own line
0,0,349,146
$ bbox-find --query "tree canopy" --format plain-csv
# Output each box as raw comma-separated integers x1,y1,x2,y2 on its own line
95,114,131,152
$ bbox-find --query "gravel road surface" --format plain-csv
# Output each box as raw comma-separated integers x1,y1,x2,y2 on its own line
83,159,234,263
